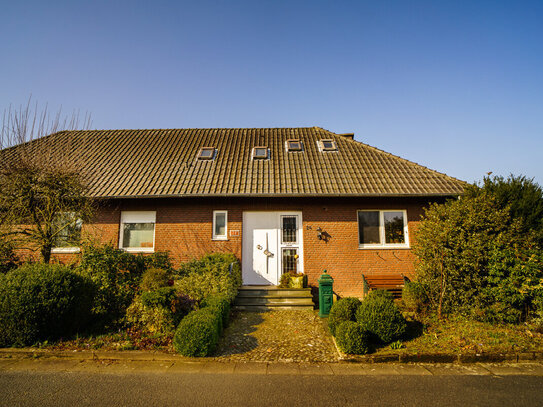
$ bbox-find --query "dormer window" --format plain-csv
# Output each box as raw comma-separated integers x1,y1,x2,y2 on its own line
286,139,303,152
198,147,216,160
318,139,338,152
252,146,269,160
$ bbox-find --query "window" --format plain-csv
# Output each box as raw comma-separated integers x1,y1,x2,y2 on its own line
213,210,228,240
281,215,298,244
198,147,216,160
120,211,156,252
282,248,298,274
357,210,408,248
252,146,269,160
318,139,338,152
51,212,82,253
286,139,303,152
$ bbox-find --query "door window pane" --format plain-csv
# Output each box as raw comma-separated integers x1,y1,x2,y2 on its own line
358,211,380,244
384,211,405,244
122,223,154,248
282,248,298,274
282,216,297,244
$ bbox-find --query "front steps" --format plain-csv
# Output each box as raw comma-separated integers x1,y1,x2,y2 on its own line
234,286,315,311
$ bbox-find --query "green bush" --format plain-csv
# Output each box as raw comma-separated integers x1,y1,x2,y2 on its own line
175,253,242,303
77,244,146,327
356,290,407,344
328,297,362,336
0,264,94,346
173,307,222,357
335,321,371,354
0,238,19,274
141,287,177,309
141,268,171,292
402,282,428,313
201,294,231,330
124,297,176,336
144,252,174,272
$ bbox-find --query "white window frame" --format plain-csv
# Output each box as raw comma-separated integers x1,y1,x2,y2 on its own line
252,146,269,160
285,139,303,152
119,211,156,253
317,139,338,152
197,147,217,161
212,210,228,240
51,212,82,254
357,209,409,249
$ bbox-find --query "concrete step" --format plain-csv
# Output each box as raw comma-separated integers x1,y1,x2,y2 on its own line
234,296,314,306
232,304,315,312
234,286,315,311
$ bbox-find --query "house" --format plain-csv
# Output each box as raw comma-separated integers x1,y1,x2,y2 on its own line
2,127,464,298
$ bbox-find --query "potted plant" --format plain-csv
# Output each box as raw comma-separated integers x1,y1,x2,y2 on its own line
279,271,306,288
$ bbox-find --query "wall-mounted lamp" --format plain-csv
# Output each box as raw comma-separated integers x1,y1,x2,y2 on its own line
317,227,323,240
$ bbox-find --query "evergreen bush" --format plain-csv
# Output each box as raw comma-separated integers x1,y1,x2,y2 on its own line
0,263,94,346
402,281,428,313
335,321,371,354
201,294,231,330
173,307,222,357
328,297,362,336
140,267,171,292
356,290,407,343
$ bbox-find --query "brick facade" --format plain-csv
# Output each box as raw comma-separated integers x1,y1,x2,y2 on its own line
53,196,444,298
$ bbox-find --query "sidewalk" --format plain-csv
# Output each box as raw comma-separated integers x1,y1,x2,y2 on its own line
1,349,543,376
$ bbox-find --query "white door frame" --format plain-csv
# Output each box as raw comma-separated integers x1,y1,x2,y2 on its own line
242,211,303,285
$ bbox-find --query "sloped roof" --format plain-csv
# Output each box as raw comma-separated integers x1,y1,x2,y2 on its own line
0,127,465,198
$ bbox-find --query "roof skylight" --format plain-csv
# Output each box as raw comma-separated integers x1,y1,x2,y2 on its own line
286,139,303,152
252,146,269,160
198,147,216,160
319,139,338,152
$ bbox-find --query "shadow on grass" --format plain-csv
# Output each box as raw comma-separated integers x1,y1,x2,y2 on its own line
213,311,265,356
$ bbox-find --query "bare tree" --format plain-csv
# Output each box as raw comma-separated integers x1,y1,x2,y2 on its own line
0,96,94,263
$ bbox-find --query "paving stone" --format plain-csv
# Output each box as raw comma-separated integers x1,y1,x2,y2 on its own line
267,363,300,375
233,361,268,374
214,310,339,363
298,363,334,376
423,363,492,376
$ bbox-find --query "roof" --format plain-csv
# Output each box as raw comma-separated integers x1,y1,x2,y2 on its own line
0,127,465,198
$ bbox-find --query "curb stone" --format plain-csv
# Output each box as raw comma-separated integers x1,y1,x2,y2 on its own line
1,348,543,365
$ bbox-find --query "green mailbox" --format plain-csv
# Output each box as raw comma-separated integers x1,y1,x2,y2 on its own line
318,270,334,318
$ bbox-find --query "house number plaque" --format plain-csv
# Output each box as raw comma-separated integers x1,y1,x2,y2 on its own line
229,230,240,237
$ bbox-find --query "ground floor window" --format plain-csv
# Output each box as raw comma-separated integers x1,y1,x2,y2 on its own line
213,210,228,240
357,210,409,248
120,211,156,252
51,212,82,253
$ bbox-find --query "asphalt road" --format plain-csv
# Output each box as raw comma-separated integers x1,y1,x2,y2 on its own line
1,371,542,407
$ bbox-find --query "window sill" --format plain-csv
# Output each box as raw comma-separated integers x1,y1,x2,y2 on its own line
358,245,410,250
122,248,155,253
212,237,228,241
51,247,81,254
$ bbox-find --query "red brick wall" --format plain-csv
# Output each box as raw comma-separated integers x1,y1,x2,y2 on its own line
52,196,445,298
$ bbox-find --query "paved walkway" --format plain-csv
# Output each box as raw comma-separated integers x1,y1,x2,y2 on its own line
213,310,339,362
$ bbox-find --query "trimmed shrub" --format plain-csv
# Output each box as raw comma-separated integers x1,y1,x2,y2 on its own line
201,294,231,330
124,297,175,336
175,253,242,303
0,264,94,346
141,287,177,309
173,307,222,357
402,282,428,313
328,297,362,336
77,243,146,327
335,321,371,355
356,290,407,344
0,239,19,274
141,267,171,292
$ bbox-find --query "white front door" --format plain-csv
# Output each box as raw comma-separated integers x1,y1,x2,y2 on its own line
242,211,303,285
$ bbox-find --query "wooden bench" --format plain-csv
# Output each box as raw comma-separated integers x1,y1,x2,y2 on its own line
362,273,408,299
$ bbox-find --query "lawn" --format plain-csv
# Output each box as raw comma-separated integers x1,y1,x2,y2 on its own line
370,315,543,356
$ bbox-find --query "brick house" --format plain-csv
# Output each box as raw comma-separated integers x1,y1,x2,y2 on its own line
5,127,464,298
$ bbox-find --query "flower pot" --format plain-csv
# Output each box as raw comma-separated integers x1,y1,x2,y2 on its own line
291,276,304,289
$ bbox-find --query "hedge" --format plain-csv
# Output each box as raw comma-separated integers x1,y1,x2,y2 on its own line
335,321,371,354
173,307,222,357
328,297,362,336
356,290,407,343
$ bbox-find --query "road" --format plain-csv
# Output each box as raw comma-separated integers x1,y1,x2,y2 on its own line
1,366,543,407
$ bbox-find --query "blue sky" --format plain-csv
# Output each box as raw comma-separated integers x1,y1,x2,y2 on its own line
2,0,542,184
